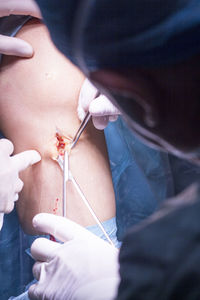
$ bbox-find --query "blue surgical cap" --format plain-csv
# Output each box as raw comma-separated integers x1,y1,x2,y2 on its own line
36,0,200,70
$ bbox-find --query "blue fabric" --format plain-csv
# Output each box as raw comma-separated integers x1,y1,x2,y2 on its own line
168,155,200,195
35,0,200,69
9,291,30,300
105,118,173,239
105,117,200,240
86,217,121,248
0,209,37,300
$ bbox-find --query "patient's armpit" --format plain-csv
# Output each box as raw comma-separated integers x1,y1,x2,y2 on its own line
0,19,115,234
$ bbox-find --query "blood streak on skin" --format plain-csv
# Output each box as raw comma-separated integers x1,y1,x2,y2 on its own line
53,197,59,214
50,198,60,241
50,235,57,242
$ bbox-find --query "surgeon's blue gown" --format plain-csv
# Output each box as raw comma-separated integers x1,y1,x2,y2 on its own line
1,118,200,299
0,209,36,299
105,118,200,240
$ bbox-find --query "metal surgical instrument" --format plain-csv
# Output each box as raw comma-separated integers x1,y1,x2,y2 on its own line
70,111,91,149
56,151,115,247
56,152,68,218
62,151,68,218
55,112,115,246
56,112,91,218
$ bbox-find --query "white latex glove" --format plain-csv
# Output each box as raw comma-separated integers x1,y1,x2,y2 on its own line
0,0,41,57
78,78,120,130
0,139,41,230
28,213,120,300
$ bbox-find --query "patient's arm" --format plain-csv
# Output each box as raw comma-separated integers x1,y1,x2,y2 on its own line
0,19,115,235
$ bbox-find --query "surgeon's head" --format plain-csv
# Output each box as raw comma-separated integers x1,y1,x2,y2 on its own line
36,0,200,163
89,54,200,164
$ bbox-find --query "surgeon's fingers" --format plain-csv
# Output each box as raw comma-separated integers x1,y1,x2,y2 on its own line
0,0,41,18
32,261,50,281
31,237,61,262
15,178,24,193
32,213,91,242
0,138,14,155
0,35,33,57
109,115,119,122
92,116,109,130
79,78,98,111
28,283,41,300
32,262,42,281
14,194,19,201
89,95,120,116
11,150,41,172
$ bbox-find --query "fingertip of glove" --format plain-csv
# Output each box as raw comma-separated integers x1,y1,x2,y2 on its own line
92,116,109,130
109,115,119,122
77,105,86,121
32,213,57,228
0,138,14,155
30,150,41,165
28,283,37,300
32,213,46,228
18,42,34,57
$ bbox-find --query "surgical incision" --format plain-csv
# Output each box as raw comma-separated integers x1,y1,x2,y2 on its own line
51,129,73,160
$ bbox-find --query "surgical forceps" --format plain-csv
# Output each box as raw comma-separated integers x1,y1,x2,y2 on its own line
56,113,115,246
63,111,91,218
70,111,91,149
57,151,114,246
57,111,91,217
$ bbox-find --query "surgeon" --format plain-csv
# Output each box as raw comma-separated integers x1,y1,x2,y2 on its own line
27,0,200,299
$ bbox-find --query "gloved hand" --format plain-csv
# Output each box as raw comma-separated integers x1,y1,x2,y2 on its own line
78,78,120,130
28,213,120,300
0,0,41,57
0,139,41,230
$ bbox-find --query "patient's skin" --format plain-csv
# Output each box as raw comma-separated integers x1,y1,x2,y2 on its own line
0,19,115,234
